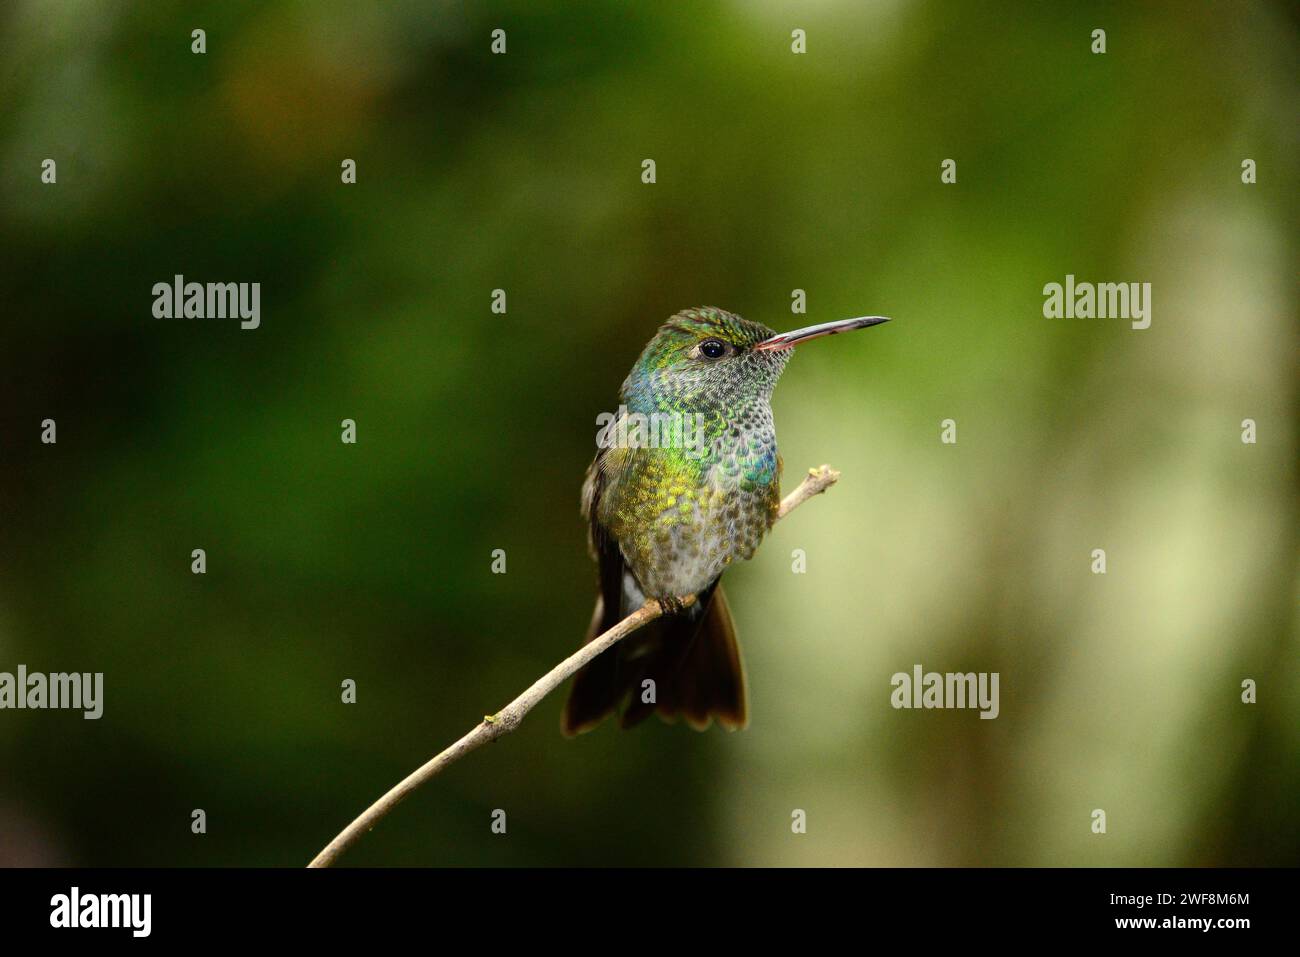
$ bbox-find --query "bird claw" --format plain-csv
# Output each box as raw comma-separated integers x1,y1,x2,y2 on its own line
657,595,688,615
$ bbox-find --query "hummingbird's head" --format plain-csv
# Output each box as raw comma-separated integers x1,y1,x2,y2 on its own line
621,307,786,414
621,306,889,415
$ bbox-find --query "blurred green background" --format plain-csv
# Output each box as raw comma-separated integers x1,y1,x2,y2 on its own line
0,1,1296,867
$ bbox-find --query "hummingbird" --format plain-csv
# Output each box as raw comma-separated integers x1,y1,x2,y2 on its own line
562,307,889,735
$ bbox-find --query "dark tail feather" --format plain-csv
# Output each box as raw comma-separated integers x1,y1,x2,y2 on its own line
561,584,748,736
560,594,626,736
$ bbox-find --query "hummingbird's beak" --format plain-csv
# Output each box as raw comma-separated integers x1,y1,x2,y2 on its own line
752,315,891,352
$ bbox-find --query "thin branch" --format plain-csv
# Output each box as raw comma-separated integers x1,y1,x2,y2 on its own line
776,463,840,519
307,463,842,868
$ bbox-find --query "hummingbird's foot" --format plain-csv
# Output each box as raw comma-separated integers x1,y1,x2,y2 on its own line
656,595,689,616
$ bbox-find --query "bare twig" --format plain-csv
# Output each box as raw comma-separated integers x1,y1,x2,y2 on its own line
307,464,841,867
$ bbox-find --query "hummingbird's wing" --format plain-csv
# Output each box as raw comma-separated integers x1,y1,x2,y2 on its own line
561,448,635,735
581,445,634,633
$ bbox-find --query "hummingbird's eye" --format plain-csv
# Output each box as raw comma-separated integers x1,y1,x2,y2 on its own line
698,338,728,360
